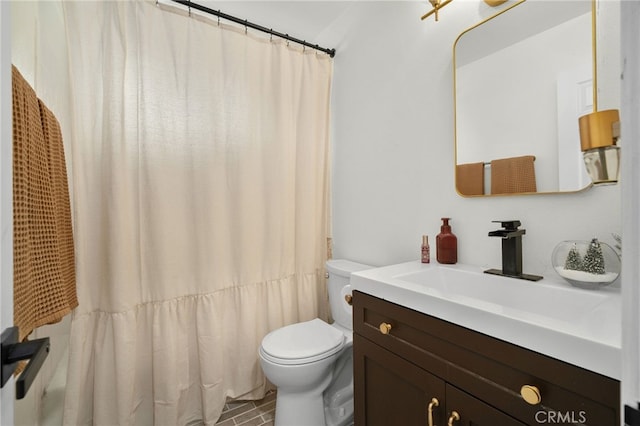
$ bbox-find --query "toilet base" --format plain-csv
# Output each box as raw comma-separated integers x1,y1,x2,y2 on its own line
323,350,354,426
274,378,330,426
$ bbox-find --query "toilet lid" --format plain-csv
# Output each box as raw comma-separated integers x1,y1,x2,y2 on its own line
261,318,345,361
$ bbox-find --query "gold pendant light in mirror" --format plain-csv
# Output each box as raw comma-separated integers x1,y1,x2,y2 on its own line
578,0,621,185
579,110,620,184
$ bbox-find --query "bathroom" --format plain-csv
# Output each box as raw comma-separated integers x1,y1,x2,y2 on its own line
1,0,639,425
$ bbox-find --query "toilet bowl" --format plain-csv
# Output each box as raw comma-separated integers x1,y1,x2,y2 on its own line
258,260,372,426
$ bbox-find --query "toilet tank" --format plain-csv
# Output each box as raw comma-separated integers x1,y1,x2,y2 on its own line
326,259,373,330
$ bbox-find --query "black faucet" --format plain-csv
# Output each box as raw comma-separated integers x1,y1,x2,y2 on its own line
484,220,543,282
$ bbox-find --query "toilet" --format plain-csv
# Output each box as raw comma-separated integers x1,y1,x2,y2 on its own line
258,259,372,426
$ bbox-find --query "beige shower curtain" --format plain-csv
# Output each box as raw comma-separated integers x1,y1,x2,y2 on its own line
61,1,333,424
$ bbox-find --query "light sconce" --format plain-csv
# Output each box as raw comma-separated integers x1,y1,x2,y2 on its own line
421,0,453,22
579,110,621,185
421,0,507,22
483,0,508,6
577,0,621,186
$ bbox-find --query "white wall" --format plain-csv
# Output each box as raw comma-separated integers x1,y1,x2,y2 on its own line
621,0,640,417
1,0,16,424
324,0,621,278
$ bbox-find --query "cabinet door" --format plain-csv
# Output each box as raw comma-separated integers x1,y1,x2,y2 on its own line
445,384,526,426
354,334,446,426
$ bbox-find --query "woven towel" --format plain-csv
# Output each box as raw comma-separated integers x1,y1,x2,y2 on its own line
12,65,78,342
456,162,485,196
490,155,537,195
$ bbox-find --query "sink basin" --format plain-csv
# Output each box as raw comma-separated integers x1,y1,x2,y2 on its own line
350,261,621,379
395,265,612,324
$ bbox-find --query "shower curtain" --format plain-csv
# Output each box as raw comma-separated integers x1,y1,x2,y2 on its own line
61,1,333,424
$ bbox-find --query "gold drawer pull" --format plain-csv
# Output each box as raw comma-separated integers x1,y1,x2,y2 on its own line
379,322,392,335
344,294,353,305
520,385,542,405
427,397,439,426
447,410,460,426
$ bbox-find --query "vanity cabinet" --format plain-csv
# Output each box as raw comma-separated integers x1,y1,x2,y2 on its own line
353,291,620,426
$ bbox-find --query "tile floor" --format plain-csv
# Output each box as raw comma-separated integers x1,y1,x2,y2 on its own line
215,391,276,426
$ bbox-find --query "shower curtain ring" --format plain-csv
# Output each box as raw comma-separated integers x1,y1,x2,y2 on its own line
244,19,248,34
217,11,221,26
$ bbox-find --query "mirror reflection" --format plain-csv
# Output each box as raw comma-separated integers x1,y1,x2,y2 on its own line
454,0,593,196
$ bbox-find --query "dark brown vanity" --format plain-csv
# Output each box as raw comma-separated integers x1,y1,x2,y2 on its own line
353,291,619,425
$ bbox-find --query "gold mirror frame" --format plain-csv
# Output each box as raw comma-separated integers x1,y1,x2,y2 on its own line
453,0,596,197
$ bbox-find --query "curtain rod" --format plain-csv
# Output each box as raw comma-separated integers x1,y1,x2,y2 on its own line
170,0,336,58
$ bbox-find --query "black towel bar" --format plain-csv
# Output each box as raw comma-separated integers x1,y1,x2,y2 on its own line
0,326,50,399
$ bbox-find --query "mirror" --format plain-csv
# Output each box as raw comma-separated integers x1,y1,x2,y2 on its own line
454,0,593,196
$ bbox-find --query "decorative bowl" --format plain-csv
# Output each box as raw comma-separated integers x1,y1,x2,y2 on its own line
552,239,620,290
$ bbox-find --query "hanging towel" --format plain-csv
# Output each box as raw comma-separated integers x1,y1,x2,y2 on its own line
490,155,537,195
12,65,78,342
456,162,485,196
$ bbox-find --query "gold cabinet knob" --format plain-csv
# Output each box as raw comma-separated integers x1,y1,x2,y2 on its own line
520,385,542,405
344,294,353,305
379,322,392,335
447,410,460,426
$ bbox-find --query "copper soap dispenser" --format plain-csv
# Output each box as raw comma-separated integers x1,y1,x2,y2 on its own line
436,218,457,264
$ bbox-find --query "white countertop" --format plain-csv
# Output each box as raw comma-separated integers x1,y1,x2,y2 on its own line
350,261,621,379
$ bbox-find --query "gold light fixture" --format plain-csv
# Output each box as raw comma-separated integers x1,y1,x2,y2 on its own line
579,110,620,184
421,0,453,22
484,0,508,6
578,0,621,185
422,0,507,23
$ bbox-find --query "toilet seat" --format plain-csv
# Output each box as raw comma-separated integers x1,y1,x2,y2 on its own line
260,318,345,365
